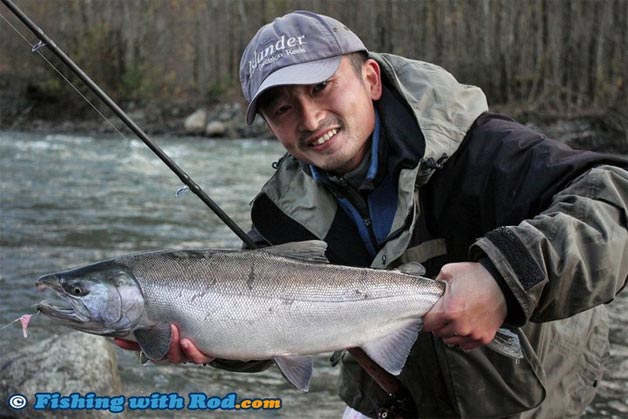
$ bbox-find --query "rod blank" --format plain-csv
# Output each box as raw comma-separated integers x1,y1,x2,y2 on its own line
1,0,257,249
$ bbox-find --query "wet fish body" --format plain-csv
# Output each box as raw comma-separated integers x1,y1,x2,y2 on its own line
36,240,519,390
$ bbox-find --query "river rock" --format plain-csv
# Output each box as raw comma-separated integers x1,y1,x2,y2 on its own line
0,331,121,419
183,109,208,134
205,120,227,137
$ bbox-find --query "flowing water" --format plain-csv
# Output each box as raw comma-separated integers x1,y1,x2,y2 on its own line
0,131,626,418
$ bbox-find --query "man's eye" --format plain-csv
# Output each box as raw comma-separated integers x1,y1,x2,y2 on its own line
274,104,291,117
312,81,329,94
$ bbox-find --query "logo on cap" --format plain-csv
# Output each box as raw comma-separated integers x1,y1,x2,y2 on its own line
240,11,367,124
248,34,308,78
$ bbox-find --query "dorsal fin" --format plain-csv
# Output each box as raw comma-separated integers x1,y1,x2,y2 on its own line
396,262,427,277
260,240,329,264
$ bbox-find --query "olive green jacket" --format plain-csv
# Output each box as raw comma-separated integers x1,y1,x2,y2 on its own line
226,53,628,418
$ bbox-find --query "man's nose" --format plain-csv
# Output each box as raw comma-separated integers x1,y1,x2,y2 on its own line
298,98,324,132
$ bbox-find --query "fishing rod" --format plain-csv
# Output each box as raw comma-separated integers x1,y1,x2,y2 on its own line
0,0,257,249
2,1,414,412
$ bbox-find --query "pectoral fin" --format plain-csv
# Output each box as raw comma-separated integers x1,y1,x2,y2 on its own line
133,323,172,361
273,354,313,392
361,321,422,375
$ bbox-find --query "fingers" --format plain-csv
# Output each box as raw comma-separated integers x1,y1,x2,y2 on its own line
435,266,453,282
441,331,483,350
181,339,215,364
166,324,215,365
113,338,141,351
165,324,185,364
422,298,447,332
423,262,507,352
432,323,467,340
115,324,214,365
433,322,497,352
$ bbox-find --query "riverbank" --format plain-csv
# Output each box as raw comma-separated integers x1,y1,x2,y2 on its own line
1,99,626,153
0,97,273,139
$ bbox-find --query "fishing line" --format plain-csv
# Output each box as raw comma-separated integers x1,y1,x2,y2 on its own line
0,11,129,140
0,9,173,182
0,0,257,248
0,311,39,338
1,2,405,411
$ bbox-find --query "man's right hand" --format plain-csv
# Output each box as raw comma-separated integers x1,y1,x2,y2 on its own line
113,324,215,365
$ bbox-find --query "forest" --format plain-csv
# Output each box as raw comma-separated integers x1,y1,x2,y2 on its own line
0,0,626,129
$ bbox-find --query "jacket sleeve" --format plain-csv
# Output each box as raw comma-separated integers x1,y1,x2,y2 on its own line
465,119,628,324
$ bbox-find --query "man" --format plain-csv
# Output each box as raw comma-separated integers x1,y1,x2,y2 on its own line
117,11,628,418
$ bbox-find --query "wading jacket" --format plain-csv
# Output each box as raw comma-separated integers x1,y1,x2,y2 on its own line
243,53,628,418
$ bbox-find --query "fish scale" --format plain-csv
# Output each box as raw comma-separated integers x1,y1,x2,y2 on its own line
36,240,521,391
122,249,444,359
123,250,439,300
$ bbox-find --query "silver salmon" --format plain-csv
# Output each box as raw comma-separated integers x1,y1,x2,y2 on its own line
35,240,521,391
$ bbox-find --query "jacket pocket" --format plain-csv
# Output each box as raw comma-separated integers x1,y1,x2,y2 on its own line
442,328,547,418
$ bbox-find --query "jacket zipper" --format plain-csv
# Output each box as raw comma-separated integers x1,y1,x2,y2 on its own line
336,177,380,251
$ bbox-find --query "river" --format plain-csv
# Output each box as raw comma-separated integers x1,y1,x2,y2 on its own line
0,131,626,418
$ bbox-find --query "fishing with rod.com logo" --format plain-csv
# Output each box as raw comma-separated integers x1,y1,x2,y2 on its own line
7,391,281,413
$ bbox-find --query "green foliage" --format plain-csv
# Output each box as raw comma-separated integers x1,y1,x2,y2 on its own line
26,74,83,109
207,82,231,102
119,64,151,101
72,24,121,92
1,0,626,119
32,78,64,100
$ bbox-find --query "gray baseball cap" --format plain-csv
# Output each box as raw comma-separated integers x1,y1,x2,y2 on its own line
240,11,367,124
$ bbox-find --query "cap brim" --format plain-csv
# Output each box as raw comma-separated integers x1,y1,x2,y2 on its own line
246,56,342,125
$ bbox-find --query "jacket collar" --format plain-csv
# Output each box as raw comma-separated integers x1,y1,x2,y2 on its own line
372,52,488,166
252,53,489,267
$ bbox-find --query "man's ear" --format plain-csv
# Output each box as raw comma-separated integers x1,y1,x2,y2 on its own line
363,59,383,101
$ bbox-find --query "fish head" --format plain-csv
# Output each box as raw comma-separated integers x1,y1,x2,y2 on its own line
36,260,145,337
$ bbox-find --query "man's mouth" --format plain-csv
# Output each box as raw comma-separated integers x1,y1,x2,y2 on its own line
310,128,338,147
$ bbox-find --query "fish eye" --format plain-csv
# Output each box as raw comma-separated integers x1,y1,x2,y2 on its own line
63,281,89,297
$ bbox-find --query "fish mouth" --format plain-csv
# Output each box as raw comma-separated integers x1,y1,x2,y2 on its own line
36,275,89,323
36,300,85,322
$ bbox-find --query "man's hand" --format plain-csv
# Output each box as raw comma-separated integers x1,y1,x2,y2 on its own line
113,324,215,364
423,262,507,351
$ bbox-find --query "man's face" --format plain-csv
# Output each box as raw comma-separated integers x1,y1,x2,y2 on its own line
259,57,382,175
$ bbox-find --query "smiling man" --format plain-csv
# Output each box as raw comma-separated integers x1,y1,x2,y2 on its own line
255,54,381,174
116,10,628,418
